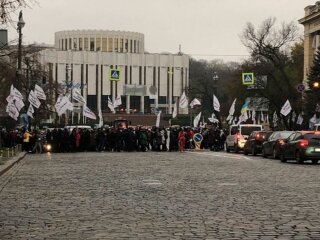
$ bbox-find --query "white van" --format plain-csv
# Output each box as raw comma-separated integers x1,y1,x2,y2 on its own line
226,124,263,153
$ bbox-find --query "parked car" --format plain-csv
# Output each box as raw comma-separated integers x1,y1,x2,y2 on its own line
226,124,263,153
243,131,273,156
262,131,293,159
279,131,320,164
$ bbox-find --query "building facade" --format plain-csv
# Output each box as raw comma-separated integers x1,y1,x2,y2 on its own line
39,30,189,118
299,1,320,83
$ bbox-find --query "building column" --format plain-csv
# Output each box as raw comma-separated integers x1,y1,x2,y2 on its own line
140,96,144,114
126,95,130,114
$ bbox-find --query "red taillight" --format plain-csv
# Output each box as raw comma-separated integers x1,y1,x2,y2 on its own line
236,133,241,140
299,139,309,148
256,133,260,140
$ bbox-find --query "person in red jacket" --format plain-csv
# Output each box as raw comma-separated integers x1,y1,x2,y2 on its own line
178,128,186,152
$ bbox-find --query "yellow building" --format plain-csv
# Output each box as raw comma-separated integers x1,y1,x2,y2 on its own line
299,1,320,83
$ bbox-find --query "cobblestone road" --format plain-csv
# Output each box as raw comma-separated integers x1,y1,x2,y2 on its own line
0,151,320,240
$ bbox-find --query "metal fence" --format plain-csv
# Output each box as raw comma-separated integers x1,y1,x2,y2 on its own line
0,144,22,158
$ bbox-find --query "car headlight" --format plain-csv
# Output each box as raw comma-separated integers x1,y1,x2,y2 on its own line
45,144,52,151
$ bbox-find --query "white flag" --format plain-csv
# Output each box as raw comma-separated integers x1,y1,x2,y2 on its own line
156,110,162,127
72,88,86,104
296,113,303,125
291,111,296,122
27,104,34,119
15,98,25,112
10,84,23,101
55,96,72,116
7,102,19,120
98,108,103,128
208,112,219,123
232,116,237,125
273,111,278,127
172,102,177,119
213,94,220,112
193,112,202,127
34,84,46,100
179,91,188,108
189,98,201,108
83,105,97,120
228,98,236,116
28,90,41,109
108,96,115,113
280,100,292,116
114,95,122,107
261,112,265,123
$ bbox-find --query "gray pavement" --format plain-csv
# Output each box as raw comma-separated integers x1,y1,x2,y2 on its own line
0,151,319,240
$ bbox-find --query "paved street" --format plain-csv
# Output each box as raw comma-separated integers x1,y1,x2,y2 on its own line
0,151,319,240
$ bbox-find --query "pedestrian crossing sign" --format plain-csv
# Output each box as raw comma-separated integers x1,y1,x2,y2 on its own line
110,69,121,81
242,72,254,85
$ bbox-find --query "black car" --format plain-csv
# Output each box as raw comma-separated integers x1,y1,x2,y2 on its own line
243,131,273,156
279,131,320,164
262,131,293,159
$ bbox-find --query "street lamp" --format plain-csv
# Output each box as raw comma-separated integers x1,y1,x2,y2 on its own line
16,10,25,91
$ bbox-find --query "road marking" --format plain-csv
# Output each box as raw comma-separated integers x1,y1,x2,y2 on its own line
188,151,253,160
142,179,162,186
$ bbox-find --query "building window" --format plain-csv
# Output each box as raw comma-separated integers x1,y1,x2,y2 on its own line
125,66,128,84
84,38,88,51
139,66,142,85
125,39,128,52
108,38,113,52
130,40,133,53
96,38,101,51
120,39,123,52
64,39,67,50
90,38,95,51
73,38,77,50
102,38,107,51
69,38,72,50
114,38,118,52
133,40,136,53
79,38,83,50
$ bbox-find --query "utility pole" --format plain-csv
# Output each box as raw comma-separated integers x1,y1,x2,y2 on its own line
16,11,25,90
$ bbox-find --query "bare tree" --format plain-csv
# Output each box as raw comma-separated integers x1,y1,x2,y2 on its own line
0,0,36,24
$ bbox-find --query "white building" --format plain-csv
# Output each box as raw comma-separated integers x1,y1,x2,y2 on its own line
39,30,189,116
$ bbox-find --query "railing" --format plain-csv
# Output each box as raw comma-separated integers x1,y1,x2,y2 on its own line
0,144,22,158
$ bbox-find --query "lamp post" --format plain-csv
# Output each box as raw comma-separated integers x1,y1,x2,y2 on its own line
16,10,25,91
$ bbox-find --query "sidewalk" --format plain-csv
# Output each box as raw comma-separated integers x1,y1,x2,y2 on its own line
0,151,27,177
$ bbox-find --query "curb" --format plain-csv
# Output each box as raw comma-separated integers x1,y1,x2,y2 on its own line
0,152,27,177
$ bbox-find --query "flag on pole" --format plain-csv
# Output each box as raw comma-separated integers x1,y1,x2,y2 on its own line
273,111,278,127
83,105,97,120
189,98,201,108
28,90,41,109
27,104,34,119
280,100,292,116
226,98,236,122
172,102,177,119
193,112,202,127
208,112,219,123
179,91,188,108
241,99,249,114
261,112,265,123
34,84,46,100
108,96,115,113
72,88,86,104
252,110,256,124
114,95,122,107
213,94,220,112
296,113,303,125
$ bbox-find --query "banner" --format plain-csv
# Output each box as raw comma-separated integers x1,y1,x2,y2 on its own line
72,88,86,104
10,84,23,101
179,91,188,108
193,111,202,127
34,84,46,100
213,94,220,112
28,90,41,109
273,111,278,127
7,102,19,120
15,98,25,112
83,105,97,120
280,100,292,116
296,113,303,125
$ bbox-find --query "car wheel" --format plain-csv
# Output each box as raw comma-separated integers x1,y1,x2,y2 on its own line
262,148,267,158
226,144,230,153
273,148,278,159
295,150,304,164
280,152,286,163
244,149,248,155
312,159,318,164
251,147,257,156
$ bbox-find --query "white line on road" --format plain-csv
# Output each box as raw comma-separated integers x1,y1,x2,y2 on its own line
187,151,253,160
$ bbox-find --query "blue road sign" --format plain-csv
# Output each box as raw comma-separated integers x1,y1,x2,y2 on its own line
242,72,254,85
193,133,203,143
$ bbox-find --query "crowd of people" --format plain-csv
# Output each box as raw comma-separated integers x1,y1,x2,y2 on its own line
0,126,227,154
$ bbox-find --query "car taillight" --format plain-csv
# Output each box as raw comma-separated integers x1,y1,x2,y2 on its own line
299,139,309,148
236,133,240,140
255,133,260,140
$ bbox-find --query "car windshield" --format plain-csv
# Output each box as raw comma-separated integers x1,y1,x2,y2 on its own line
278,132,293,139
241,126,262,136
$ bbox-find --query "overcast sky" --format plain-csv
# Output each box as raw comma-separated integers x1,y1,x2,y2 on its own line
5,0,317,62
